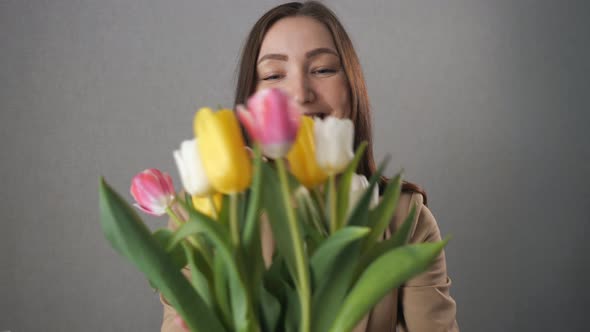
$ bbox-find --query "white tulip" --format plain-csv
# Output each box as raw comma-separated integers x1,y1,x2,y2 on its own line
314,116,354,175
348,173,380,215
173,139,213,197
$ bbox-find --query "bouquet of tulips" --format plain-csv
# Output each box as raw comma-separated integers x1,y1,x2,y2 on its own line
99,88,448,332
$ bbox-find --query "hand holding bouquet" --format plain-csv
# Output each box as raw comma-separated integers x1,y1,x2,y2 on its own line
99,88,448,332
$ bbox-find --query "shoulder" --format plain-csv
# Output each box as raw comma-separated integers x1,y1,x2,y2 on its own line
390,192,441,244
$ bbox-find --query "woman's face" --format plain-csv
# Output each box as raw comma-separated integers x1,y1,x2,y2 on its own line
256,16,351,119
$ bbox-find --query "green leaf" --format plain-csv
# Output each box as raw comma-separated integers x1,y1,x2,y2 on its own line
261,255,294,331
218,194,231,227
297,213,322,255
362,172,402,251
328,239,450,332
238,191,249,233
283,281,301,332
213,254,233,329
297,187,328,238
309,227,369,332
345,156,389,228
336,141,368,227
98,177,225,332
259,161,297,279
241,145,265,298
310,244,359,332
181,242,214,308
294,194,323,254
152,229,187,271
170,201,254,332
168,200,232,254
185,192,194,211
228,260,253,332
258,283,281,332
357,204,417,276
309,226,369,290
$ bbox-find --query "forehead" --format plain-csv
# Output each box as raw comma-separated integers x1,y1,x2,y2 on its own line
258,16,337,59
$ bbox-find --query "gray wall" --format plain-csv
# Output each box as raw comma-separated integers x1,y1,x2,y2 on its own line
1,0,588,331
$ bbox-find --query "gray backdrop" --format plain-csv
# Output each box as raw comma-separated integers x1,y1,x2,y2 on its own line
1,0,588,331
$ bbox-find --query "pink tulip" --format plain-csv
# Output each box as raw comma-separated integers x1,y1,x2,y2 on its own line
174,314,189,332
237,88,301,159
130,168,176,216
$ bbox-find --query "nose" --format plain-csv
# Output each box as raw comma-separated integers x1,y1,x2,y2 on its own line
286,72,315,106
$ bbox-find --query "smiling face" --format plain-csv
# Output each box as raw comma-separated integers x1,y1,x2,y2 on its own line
255,16,351,119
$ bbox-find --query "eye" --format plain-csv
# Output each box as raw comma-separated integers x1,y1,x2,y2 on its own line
312,68,338,76
262,74,283,81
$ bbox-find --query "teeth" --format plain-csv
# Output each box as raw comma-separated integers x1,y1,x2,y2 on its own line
305,113,326,120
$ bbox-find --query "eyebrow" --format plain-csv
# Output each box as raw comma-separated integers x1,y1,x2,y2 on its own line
305,47,339,59
257,47,339,64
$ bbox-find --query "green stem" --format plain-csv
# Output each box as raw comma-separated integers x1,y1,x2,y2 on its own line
229,193,240,247
312,186,326,211
166,204,212,267
329,174,337,233
311,186,329,233
229,193,261,332
276,158,310,332
166,205,184,228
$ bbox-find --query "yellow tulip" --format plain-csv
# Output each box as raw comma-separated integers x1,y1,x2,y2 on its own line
286,116,328,188
191,193,223,218
194,108,252,194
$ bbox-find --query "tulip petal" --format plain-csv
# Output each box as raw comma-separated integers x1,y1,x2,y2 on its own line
195,108,252,194
133,202,159,216
314,117,354,175
174,139,213,196
161,172,175,197
263,142,294,159
174,149,190,191
241,88,301,158
237,105,260,142
130,168,176,216
287,116,327,188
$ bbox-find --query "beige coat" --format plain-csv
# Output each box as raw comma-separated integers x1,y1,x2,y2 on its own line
160,192,458,331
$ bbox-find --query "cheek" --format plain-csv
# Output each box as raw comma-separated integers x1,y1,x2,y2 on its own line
323,78,350,118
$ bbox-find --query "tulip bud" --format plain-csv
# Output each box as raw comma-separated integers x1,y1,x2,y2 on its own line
237,88,301,159
130,168,176,216
174,314,189,332
191,193,223,218
173,139,214,197
194,107,252,194
286,116,328,188
348,173,379,215
314,116,354,175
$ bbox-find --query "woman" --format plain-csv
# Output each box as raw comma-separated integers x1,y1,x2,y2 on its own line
161,2,458,331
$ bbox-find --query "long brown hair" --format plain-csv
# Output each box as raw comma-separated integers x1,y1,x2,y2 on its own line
234,1,427,204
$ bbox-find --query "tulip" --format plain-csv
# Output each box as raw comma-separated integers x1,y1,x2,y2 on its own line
174,314,189,332
173,139,213,197
314,116,354,175
130,168,176,216
191,193,223,218
194,107,252,194
348,173,379,215
286,116,328,188
237,88,301,159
